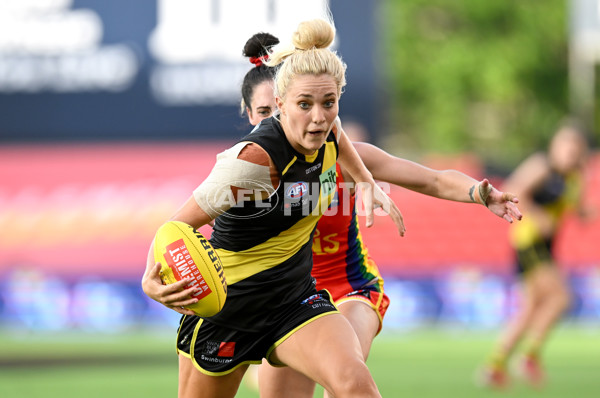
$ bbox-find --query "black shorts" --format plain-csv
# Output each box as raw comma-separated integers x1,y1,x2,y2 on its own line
176,289,338,375
515,238,554,276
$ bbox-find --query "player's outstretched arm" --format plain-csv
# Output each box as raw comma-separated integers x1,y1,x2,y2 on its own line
353,142,522,223
337,125,405,235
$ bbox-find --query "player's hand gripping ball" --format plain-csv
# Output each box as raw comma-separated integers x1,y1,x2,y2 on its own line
153,221,227,317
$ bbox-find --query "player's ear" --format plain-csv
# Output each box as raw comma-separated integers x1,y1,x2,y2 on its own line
276,96,284,115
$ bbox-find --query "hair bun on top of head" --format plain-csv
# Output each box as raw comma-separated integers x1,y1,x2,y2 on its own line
266,17,346,100
266,18,337,68
292,19,335,50
243,32,280,67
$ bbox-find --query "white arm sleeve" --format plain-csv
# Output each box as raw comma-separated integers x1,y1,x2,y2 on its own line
193,142,276,218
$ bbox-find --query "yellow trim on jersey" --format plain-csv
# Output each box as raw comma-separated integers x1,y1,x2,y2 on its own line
281,156,297,176
510,173,582,250
509,217,543,249
305,150,319,163
217,141,338,285
216,212,320,285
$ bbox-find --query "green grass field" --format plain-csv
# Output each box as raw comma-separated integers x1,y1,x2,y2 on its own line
0,326,597,397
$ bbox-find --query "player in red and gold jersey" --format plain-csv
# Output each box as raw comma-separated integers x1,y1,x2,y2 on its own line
311,162,389,331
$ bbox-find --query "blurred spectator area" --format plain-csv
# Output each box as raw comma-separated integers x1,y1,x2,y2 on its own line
0,142,229,280
1,142,598,280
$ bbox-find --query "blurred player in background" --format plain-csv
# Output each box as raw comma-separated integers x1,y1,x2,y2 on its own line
142,18,406,398
239,31,523,398
480,119,594,389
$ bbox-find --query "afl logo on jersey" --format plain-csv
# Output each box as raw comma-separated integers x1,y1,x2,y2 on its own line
285,182,308,199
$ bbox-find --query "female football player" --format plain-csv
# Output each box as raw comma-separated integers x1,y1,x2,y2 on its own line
142,18,405,398
480,120,593,389
238,31,522,398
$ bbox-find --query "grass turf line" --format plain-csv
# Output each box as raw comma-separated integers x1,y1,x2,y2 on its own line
0,327,597,398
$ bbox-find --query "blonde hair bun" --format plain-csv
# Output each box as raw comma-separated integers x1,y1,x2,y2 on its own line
292,19,335,50
267,17,346,100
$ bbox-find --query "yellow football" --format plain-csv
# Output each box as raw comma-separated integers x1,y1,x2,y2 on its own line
153,221,227,317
